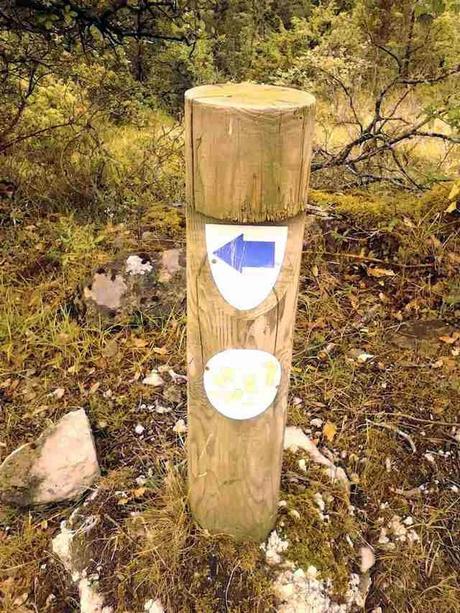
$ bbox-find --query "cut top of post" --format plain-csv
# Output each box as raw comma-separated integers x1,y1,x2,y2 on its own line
186,83,315,111
185,83,316,223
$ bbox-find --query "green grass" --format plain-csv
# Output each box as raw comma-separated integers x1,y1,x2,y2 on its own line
0,177,459,611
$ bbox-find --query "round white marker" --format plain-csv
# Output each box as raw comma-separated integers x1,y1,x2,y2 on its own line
203,349,281,420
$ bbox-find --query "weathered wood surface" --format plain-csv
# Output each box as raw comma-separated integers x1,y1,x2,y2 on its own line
185,83,315,223
185,82,315,540
187,210,308,540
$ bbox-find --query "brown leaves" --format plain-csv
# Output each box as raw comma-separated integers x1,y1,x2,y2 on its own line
323,421,337,442
445,183,459,213
367,267,396,278
439,331,460,345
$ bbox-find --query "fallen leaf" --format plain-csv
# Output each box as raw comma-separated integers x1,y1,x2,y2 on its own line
442,358,457,372
368,267,395,278
445,201,458,214
439,332,460,344
349,294,359,310
448,252,460,265
152,346,168,355
102,339,118,358
349,348,375,363
50,387,65,400
132,337,148,348
89,382,101,395
448,183,460,201
323,421,337,442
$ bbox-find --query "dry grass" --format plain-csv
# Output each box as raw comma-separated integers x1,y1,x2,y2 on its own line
0,171,459,611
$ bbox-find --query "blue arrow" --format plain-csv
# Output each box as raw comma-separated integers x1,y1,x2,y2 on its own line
213,234,275,273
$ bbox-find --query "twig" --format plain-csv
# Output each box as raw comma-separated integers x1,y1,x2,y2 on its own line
366,420,416,453
302,250,435,268
389,413,460,428
224,562,240,611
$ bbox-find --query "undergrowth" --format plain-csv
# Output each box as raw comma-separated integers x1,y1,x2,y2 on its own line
0,175,459,611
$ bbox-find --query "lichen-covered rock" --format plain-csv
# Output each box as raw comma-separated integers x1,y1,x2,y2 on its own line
52,495,113,613
390,319,456,355
0,409,100,506
82,249,185,323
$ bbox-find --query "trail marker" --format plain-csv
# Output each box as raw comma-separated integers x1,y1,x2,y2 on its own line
186,83,315,541
206,224,287,310
214,234,275,271
203,349,281,420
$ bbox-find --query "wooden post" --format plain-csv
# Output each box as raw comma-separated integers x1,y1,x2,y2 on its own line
185,83,315,541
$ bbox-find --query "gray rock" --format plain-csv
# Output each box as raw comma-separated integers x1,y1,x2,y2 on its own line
83,272,127,311
0,409,100,506
390,319,456,357
81,249,185,323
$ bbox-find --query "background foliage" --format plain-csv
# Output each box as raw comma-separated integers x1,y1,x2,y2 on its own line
0,0,458,211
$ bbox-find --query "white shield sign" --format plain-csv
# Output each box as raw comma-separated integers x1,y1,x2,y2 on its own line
205,224,288,310
203,349,281,420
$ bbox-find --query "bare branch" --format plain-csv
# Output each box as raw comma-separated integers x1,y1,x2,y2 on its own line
413,131,460,143
400,65,460,85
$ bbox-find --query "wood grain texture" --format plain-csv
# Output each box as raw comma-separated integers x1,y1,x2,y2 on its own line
185,83,315,540
187,211,308,541
185,83,316,223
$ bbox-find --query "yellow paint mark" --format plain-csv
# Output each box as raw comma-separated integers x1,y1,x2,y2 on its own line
265,360,277,386
224,388,244,403
212,366,235,387
243,374,257,393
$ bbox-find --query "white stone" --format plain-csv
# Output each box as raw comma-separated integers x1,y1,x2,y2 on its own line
0,409,100,506
79,576,113,613
52,514,110,613
313,492,325,512
260,530,289,566
306,565,318,580
357,352,374,363
378,528,390,545
142,370,165,387
272,563,363,613
52,522,75,572
407,530,420,545
359,546,376,573
144,599,165,613
173,419,187,434
125,255,153,276
155,405,171,414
